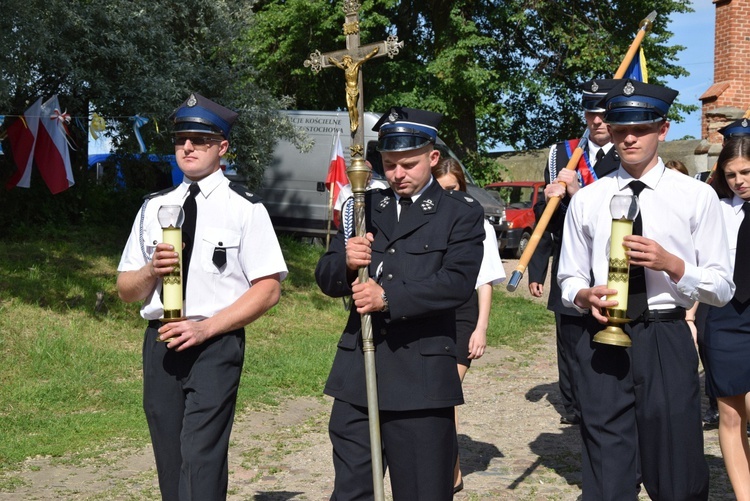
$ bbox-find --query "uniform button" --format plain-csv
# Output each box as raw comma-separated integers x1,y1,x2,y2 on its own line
400,316,407,321
336,281,343,286
388,248,396,254
218,241,223,246
153,240,158,245
381,328,387,336
386,274,393,281
444,346,450,352
424,244,429,250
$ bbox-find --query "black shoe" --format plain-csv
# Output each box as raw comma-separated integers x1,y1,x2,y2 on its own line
560,414,580,425
703,406,719,429
453,480,464,494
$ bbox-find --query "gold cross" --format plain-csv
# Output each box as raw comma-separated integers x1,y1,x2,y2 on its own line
304,0,403,156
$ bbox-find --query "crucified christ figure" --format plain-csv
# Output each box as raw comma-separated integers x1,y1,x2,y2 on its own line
328,47,379,132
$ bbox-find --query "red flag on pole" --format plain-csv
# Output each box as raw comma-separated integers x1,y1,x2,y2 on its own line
5,97,43,190
325,133,349,209
34,95,75,194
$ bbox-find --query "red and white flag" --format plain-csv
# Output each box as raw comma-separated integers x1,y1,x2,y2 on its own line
34,95,75,194
5,97,42,190
325,133,349,207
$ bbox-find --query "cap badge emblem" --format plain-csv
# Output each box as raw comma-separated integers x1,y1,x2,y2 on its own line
380,196,391,208
743,119,749,128
623,82,635,96
187,94,197,107
420,199,434,211
388,111,399,123
591,82,599,92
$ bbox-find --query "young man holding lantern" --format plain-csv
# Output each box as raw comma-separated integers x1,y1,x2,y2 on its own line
557,79,734,500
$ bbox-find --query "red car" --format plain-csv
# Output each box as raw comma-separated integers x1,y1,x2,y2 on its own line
484,181,546,258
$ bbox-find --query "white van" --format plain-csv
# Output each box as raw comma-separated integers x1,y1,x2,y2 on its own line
252,110,507,243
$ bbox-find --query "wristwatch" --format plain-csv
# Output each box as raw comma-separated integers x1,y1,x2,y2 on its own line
380,291,389,312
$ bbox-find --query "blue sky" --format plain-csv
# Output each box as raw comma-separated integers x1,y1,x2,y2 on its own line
663,3,715,140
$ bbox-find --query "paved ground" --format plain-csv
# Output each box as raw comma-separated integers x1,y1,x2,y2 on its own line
0,260,736,500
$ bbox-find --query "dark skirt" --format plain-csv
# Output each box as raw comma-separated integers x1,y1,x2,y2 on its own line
703,299,750,398
455,290,479,367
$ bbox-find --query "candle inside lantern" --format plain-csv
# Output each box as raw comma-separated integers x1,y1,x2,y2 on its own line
157,205,185,321
606,217,633,313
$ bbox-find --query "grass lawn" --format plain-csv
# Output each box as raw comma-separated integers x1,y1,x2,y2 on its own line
0,225,553,472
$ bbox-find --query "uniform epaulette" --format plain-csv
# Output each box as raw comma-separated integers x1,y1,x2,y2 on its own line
229,182,262,203
445,190,480,207
143,185,179,200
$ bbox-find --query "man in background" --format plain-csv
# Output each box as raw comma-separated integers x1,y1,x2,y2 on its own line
528,79,620,425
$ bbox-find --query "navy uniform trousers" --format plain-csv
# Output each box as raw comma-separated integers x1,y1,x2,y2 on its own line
143,322,245,501
329,399,456,501
576,316,708,501
556,313,587,419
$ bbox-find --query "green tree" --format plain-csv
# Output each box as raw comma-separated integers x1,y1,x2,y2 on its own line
0,0,305,231
246,0,695,176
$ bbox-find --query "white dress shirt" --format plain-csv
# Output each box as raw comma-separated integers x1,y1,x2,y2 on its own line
558,160,735,313
718,194,746,271
118,169,288,320
476,219,506,288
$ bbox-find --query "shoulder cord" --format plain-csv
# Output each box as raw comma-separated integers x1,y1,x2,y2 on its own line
549,143,585,187
138,198,150,262
343,196,355,246
549,146,558,183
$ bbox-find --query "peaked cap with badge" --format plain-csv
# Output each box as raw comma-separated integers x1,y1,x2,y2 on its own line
598,79,678,125
171,93,239,139
718,117,750,139
372,106,443,152
579,79,619,113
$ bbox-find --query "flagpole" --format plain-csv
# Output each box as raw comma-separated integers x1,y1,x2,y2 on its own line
326,184,334,250
506,11,656,292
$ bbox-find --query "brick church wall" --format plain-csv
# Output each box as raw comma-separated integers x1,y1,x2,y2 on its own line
700,0,750,144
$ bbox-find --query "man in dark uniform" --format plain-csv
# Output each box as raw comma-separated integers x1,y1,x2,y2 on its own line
528,79,620,425
558,79,734,500
315,107,485,500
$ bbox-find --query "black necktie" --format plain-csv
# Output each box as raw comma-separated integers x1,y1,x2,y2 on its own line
595,148,605,164
627,181,648,320
733,203,750,303
181,183,200,297
398,197,412,221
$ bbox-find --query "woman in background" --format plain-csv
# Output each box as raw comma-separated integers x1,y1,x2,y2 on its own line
665,159,689,175
702,135,750,500
432,156,505,493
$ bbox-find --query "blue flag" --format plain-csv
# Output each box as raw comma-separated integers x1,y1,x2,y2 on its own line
625,47,649,83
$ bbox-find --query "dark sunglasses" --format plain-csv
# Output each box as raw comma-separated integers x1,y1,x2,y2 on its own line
173,136,223,149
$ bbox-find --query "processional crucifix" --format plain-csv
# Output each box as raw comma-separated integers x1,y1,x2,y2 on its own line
304,2,403,499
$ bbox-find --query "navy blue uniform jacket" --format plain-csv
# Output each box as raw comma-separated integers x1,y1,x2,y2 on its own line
315,180,485,411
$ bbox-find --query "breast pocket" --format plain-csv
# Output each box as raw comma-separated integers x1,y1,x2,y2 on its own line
402,236,448,280
200,228,241,275
144,229,162,261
